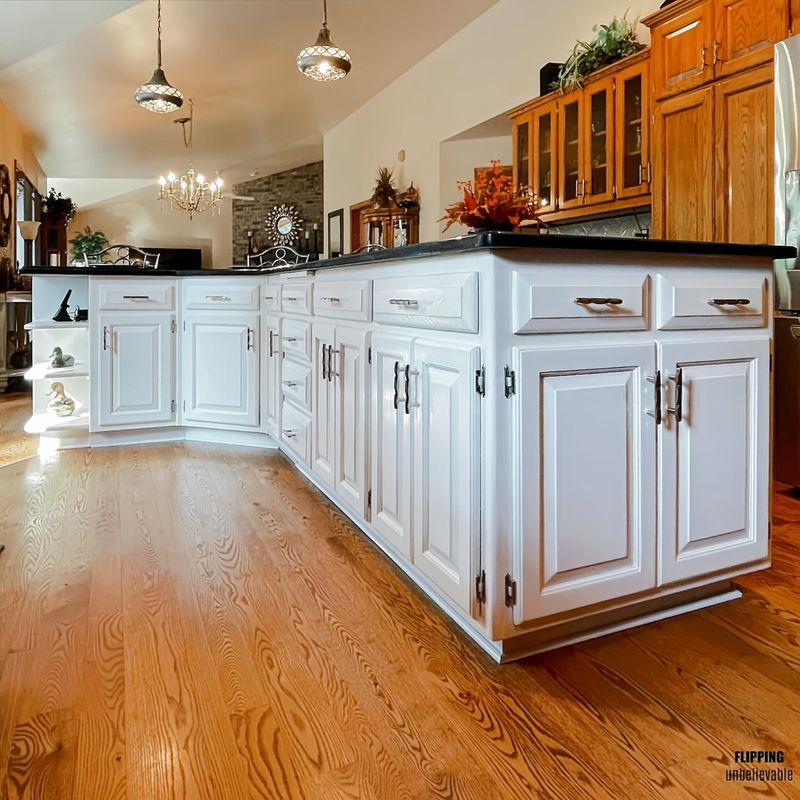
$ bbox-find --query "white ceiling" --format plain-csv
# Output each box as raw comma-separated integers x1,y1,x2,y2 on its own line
0,0,498,189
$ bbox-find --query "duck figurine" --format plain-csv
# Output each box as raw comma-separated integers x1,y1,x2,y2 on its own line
49,346,75,368
46,382,75,417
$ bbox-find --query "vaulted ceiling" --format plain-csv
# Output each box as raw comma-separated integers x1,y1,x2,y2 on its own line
0,0,498,187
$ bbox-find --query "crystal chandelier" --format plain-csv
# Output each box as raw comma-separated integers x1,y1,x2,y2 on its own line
297,0,352,82
158,101,223,219
134,0,184,113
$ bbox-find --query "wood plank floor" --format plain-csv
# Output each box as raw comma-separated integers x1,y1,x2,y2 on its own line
1,391,799,799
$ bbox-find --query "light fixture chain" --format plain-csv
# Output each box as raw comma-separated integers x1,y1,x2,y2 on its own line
157,0,162,67
323,0,328,26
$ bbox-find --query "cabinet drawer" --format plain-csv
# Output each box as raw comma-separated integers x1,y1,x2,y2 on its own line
264,284,280,309
281,318,311,361
281,358,312,411
512,271,649,333
281,402,311,465
97,281,175,311
373,272,478,332
313,279,372,321
656,274,767,330
183,281,261,311
280,282,313,315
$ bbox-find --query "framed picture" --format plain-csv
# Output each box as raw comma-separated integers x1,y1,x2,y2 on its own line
327,208,344,258
474,164,513,183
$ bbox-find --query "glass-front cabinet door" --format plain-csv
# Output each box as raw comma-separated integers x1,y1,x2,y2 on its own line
615,60,651,200
583,77,615,205
512,112,532,192
558,91,584,210
533,102,558,213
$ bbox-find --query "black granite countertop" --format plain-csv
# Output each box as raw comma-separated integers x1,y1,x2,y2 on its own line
20,231,794,278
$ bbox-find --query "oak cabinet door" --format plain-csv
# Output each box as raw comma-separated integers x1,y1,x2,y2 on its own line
583,76,615,206
615,59,651,201
714,0,788,78
98,313,175,429
533,102,558,212
370,333,413,559
311,322,336,488
557,92,586,210
412,341,480,612
512,112,533,192
659,338,769,584
714,64,774,244
652,86,715,241
515,344,657,622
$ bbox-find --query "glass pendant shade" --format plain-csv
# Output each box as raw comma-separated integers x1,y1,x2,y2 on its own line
297,1,351,82
135,66,184,113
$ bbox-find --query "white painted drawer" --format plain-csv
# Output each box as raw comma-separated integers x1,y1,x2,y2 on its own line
373,272,478,333
281,402,311,465
656,274,767,330
280,282,313,315
512,270,649,333
97,281,175,311
281,358,312,411
281,318,311,361
313,279,372,321
264,285,280,309
183,281,261,311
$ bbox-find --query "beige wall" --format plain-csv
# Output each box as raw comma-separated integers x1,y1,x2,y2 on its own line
324,0,658,248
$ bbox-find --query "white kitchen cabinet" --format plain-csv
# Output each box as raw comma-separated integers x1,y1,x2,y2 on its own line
183,313,260,428
311,322,336,487
515,343,658,622
264,315,280,435
370,333,414,558
96,312,176,429
658,337,769,584
412,341,481,611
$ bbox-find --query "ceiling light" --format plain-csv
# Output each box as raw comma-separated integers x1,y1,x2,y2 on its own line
135,0,184,113
297,0,352,82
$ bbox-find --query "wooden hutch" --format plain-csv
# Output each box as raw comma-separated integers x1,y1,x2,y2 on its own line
349,200,419,252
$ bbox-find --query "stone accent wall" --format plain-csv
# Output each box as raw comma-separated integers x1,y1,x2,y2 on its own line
231,161,323,264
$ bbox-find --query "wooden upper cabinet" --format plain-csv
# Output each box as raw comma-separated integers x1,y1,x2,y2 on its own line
512,112,533,192
583,76,615,205
652,86,715,241
714,63,774,243
532,101,557,212
649,0,715,100
615,59,651,201
715,0,788,77
557,90,585,210
793,0,800,34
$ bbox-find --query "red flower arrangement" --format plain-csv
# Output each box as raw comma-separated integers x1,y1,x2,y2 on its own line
439,161,545,233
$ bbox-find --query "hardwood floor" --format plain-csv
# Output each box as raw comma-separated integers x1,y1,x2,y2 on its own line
0,392,799,799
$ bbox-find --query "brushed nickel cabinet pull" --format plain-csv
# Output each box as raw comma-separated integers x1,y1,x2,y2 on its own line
206,295,231,302
646,370,662,426
284,295,300,302
700,45,709,70
284,336,298,342
282,429,297,439
574,297,624,306
320,296,341,303
327,347,339,382
667,368,683,423
708,298,751,306
246,327,255,351
389,298,419,307
713,41,722,65
404,364,419,415
282,380,298,388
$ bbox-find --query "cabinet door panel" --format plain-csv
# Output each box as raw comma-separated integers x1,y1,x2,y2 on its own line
311,322,336,488
98,314,174,428
370,333,413,558
659,338,769,584
512,112,532,192
533,102,558,212
583,77,615,205
516,344,657,622
715,0,787,78
558,92,585,210
615,60,651,200
412,341,480,612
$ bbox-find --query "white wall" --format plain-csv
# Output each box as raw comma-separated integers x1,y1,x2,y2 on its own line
324,0,658,248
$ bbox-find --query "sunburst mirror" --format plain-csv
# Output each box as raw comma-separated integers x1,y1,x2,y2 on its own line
265,204,304,246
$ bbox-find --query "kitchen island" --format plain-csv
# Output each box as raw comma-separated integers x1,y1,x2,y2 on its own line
22,232,792,661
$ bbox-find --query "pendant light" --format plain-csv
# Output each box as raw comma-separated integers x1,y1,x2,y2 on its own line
134,0,184,113
297,0,352,82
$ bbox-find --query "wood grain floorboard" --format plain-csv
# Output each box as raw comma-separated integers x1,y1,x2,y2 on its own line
1,392,800,798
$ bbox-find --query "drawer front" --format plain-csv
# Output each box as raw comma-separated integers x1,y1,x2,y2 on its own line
97,281,175,311
513,271,649,333
281,318,311,361
280,358,312,411
656,275,767,330
183,281,261,311
281,402,311,465
280,282,313,315
373,272,478,332
313,279,372,321
264,284,280,309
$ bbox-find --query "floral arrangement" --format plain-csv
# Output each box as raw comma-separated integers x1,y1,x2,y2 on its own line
439,161,544,232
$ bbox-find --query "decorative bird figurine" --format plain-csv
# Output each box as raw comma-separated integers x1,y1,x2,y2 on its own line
49,346,75,368
46,382,75,417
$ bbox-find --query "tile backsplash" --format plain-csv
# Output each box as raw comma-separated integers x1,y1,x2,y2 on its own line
549,211,652,239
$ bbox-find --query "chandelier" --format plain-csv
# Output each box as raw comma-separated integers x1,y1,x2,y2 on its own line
158,101,223,219
134,0,184,113
297,0,352,82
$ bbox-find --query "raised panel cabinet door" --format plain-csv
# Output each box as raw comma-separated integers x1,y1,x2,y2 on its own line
412,341,480,612
334,325,369,518
557,91,585,209
533,102,558,212
615,59,651,200
583,76,615,205
515,344,657,623
370,333,413,559
650,0,715,99
311,322,336,488
264,316,280,435
98,313,174,428
652,86,715,241
714,0,788,78
659,338,769,585
713,64,774,244
512,112,533,192
183,313,259,427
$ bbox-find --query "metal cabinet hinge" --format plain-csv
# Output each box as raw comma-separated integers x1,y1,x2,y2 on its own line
475,365,486,396
504,366,516,398
504,574,517,607
475,570,486,605
171,400,176,413
171,319,177,334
